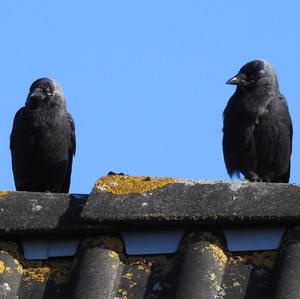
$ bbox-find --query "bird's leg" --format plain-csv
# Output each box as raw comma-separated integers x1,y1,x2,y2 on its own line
244,171,262,182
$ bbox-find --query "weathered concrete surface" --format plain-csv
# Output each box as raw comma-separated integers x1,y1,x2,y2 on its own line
1,177,300,233
0,191,111,234
82,176,300,225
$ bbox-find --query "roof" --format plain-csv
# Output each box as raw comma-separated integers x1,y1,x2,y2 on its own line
0,175,299,298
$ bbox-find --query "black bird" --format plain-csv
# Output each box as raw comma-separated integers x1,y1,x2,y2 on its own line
222,60,292,182
10,78,76,192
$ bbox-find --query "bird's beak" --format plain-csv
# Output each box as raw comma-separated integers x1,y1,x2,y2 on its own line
226,74,241,85
30,88,44,99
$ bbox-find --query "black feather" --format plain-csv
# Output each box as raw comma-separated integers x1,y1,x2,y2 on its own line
10,78,76,192
223,60,292,182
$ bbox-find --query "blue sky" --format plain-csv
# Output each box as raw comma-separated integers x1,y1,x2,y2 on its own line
1,1,300,193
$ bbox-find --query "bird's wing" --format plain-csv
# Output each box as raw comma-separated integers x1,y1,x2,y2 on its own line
10,107,34,190
67,112,76,156
10,107,27,151
222,94,242,177
222,93,258,177
279,94,293,152
61,112,76,193
257,93,293,182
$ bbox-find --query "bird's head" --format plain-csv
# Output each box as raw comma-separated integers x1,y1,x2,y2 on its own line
26,78,66,109
226,60,279,92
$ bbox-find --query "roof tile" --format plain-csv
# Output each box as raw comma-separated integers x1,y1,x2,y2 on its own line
0,178,299,298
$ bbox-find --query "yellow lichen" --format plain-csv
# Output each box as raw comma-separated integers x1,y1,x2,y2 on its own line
209,272,223,292
0,241,76,285
23,267,50,283
202,243,228,268
200,239,276,270
0,191,8,198
0,260,20,275
107,250,119,259
210,272,217,281
117,288,128,299
129,259,152,275
129,282,137,288
17,259,76,285
13,259,23,275
123,271,133,280
127,255,171,279
0,261,4,273
227,255,246,265
228,251,276,269
95,175,175,195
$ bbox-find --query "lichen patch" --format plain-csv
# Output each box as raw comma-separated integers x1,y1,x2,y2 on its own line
23,266,50,283
0,261,5,273
117,288,128,299
95,175,174,195
122,271,133,280
107,250,119,259
0,191,8,198
202,243,228,268
0,241,76,285
0,262,13,275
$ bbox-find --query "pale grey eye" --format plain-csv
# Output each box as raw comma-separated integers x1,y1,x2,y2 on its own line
46,88,52,96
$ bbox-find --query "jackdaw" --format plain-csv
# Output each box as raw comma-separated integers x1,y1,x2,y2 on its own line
10,78,76,192
222,60,292,182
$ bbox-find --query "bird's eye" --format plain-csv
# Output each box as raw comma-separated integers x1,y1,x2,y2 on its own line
248,76,256,84
45,88,52,96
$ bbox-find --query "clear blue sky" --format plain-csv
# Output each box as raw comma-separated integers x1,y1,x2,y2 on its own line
1,1,300,193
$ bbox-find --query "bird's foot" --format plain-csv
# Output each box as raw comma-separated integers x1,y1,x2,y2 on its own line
244,171,262,182
107,171,125,176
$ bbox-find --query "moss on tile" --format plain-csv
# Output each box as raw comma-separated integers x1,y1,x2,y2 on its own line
81,236,124,254
181,233,276,270
0,241,76,285
0,241,21,260
23,265,50,283
228,251,277,269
